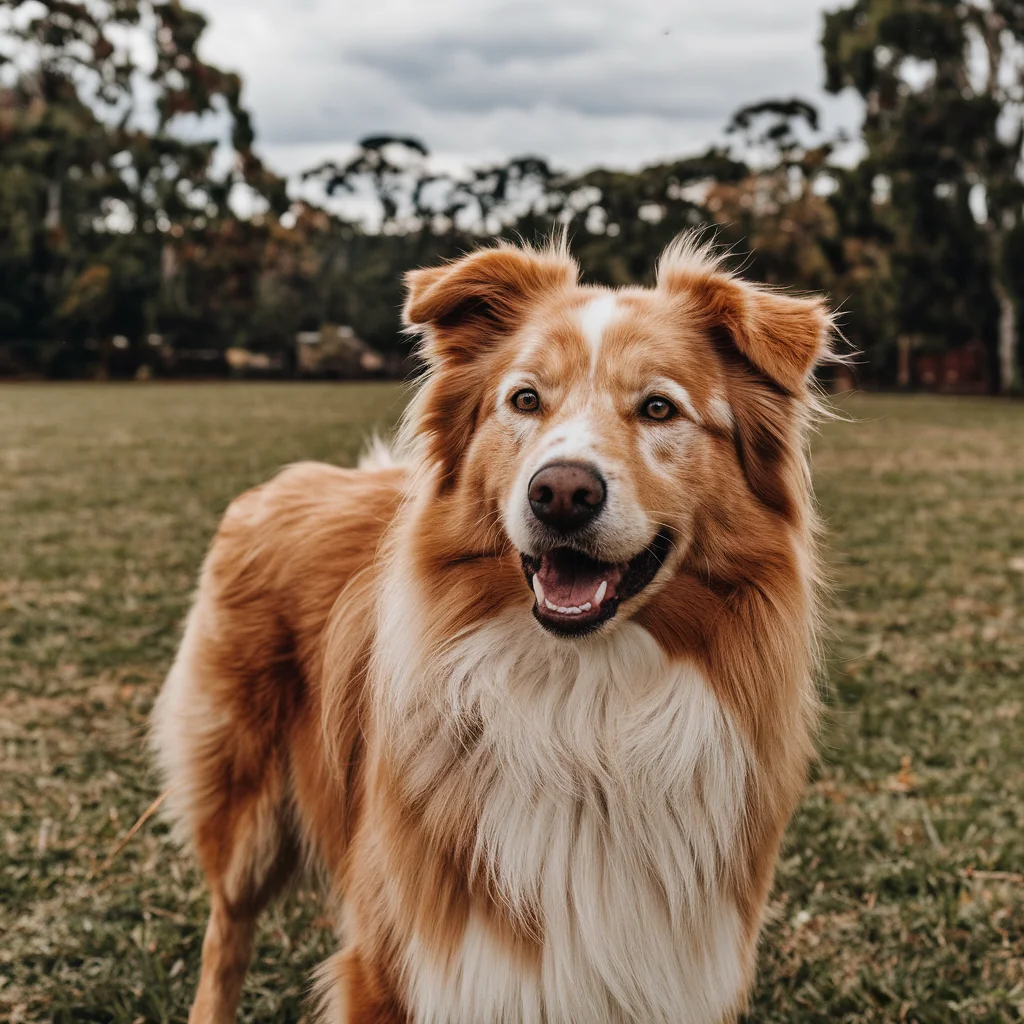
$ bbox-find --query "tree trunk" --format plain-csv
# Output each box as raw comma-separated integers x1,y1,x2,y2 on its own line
993,274,1019,394
45,179,61,231
897,334,912,388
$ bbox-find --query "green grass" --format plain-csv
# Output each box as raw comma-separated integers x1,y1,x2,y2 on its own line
1,384,1022,1023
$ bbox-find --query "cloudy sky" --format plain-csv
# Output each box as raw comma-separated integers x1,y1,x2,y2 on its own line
199,0,862,177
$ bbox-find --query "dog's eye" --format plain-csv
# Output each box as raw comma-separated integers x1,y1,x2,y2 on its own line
512,389,540,413
641,396,675,421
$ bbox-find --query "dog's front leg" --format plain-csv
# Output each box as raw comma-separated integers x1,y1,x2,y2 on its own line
315,945,408,1024
187,893,259,1024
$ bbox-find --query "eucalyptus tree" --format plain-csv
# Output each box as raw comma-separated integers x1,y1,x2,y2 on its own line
824,0,1024,392
0,0,284,365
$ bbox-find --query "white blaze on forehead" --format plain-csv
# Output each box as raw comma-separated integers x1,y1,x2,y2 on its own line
534,414,597,465
578,293,622,375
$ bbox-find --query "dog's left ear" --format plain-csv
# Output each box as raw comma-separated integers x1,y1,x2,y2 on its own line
403,244,578,364
658,254,830,395
658,241,832,519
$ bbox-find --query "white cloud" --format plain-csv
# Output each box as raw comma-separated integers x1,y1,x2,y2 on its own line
197,0,862,176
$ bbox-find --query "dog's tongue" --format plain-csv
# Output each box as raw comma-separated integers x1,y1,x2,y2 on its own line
536,549,622,610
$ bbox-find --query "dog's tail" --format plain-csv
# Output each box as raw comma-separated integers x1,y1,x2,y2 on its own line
357,433,401,471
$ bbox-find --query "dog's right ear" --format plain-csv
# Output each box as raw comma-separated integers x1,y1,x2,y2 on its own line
402,244,577,489
403,244,578,365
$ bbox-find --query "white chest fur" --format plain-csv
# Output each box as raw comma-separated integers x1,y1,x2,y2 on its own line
373,600,752,1024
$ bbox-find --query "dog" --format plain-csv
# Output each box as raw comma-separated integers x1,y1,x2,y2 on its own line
151,233,833,1024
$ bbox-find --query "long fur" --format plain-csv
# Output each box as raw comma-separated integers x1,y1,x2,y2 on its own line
152,232,833,1024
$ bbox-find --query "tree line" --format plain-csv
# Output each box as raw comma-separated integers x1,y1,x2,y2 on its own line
1,0,1022,391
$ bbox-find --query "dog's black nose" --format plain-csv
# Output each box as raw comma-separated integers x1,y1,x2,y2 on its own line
528,461,606,532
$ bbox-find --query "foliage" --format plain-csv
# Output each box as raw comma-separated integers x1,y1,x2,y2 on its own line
1,2,1023,386
823,0,1024,391
0,0,284,373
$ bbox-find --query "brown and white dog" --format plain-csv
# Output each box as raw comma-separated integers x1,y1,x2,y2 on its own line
152,234,833,1024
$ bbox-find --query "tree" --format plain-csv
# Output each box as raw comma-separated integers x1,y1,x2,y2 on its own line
0,66,116,368
716,99,839,291
824,0,1024,392
0,0,285,371
302,136,431,233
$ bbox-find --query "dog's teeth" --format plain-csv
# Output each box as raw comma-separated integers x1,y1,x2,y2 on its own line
541,597,587,616
594,580,608,606
533,575,545,605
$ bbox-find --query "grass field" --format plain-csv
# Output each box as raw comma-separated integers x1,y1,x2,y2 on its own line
1,383,1022,1023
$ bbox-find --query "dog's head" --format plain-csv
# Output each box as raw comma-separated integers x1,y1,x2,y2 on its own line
402,235,832,638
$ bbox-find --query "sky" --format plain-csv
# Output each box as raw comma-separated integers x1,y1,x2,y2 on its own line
198,0,863,179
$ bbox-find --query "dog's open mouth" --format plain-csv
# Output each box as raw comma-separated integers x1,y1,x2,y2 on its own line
520,530,672,636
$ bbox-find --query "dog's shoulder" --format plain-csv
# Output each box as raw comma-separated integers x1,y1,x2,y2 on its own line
203,459,407,620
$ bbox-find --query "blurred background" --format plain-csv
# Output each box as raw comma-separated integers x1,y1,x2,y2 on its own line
1,3,1023,1024
0,0,1022,391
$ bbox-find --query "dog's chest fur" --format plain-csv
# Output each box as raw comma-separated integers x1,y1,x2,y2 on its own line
373,597,753,1024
